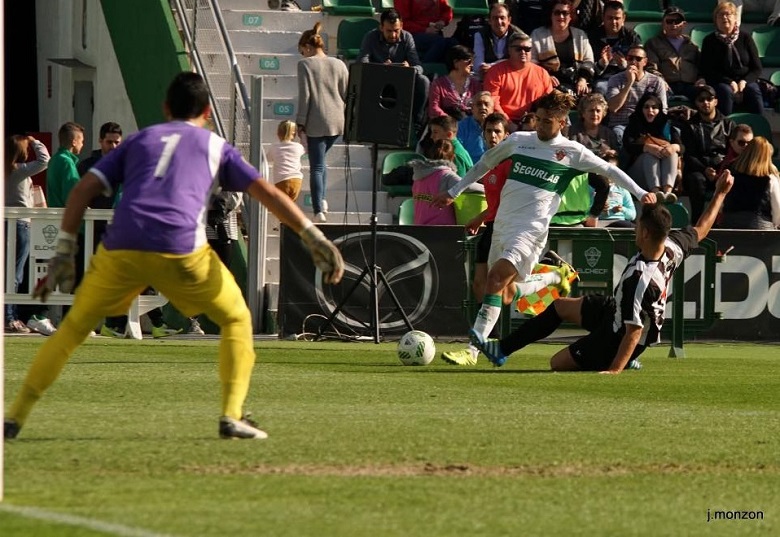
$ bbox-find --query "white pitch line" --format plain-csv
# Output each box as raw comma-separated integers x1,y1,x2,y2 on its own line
0,503,178,537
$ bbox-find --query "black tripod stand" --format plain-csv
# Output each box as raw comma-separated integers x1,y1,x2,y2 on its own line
315,143,413,343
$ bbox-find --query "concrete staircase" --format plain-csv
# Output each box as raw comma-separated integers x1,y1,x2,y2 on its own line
176,0,404,312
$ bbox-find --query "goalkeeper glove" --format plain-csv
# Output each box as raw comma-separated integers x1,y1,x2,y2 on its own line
33,231,78,302
300,222,344,284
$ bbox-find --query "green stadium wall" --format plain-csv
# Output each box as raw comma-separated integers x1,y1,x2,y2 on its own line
100,0,190,128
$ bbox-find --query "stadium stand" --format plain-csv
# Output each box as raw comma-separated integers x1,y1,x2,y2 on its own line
337,17,378,60
321,0,375,16
448,0,490,16
633,22,662,44
752,25,780,66
398,198,415,224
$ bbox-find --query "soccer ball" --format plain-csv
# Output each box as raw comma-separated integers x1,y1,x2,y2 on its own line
397,330,436,366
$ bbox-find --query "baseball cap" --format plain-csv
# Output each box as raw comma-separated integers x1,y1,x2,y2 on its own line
663,7,686,21
694,85,717,99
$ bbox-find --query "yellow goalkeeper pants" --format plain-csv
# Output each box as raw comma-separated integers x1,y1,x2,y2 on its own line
8,244,255,426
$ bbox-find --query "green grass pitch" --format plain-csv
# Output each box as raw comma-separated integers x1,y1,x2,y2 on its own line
2,337,779,536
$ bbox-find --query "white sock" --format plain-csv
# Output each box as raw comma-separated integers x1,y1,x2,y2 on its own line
514,271,560,298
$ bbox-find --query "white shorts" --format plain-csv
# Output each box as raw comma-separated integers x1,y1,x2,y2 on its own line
487,225,546,282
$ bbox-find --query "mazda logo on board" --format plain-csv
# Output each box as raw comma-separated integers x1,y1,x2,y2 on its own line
314,232,439,330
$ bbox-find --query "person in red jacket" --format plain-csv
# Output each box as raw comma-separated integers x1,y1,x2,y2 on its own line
394,0,456,62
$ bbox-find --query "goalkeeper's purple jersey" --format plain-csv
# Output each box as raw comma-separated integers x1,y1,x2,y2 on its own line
89,121,259,254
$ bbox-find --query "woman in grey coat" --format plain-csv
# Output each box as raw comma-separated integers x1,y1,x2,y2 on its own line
296,22,349,223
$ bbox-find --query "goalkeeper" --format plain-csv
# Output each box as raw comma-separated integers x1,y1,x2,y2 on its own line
4,72,344,441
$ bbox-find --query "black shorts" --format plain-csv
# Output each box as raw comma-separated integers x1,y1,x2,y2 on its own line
475,221,493,264
568,294,646,371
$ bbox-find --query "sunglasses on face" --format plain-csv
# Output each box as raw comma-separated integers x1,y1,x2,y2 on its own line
553,10,570,17
510,45,533,52
626,54,646,62
664,18,683,25
735,139,751,147
697,96,715,103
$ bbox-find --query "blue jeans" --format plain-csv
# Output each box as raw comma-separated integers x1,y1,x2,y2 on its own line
714,81,764,115
307,135,338,214
5,220,30,322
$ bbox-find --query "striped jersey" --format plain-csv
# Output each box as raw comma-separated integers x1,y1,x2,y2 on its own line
613,227,699,347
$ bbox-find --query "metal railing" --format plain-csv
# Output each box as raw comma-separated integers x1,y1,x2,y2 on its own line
168,0,273,332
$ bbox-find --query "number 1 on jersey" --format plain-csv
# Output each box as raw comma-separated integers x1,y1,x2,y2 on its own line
154,134,182,179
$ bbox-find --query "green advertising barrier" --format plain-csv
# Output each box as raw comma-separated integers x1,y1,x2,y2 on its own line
463,228,721,357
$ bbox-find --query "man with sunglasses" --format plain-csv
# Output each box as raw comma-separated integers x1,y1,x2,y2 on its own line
606,44,667,145
482,33,553,131
678,84,736,223
645,7,703,103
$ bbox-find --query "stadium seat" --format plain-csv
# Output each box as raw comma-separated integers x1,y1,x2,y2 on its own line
752,26,780,67
689,24,715,49
448,0,490,16
452,192,487,225
727,112,773,141
668,0,717,23
666,202,690,228
422,62,448,78
398,198,415,224
622,0,663,22
382,151,423,197
321,0,375,16
633,22,662,44
771,70,780,86
337,18,378,60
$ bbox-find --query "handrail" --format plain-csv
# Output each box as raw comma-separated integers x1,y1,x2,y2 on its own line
170,0,226,138
208,0,251,114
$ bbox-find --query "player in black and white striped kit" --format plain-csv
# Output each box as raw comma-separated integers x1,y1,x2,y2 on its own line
472,169,734,373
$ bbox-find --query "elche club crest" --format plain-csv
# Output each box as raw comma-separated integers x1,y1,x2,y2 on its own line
554,149,567,161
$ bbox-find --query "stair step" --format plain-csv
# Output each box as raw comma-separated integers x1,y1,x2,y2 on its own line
202,52,300,76
220,9,322,32
294,189,388,214
220,0,318,10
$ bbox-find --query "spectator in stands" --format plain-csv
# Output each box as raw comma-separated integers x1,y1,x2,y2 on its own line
770,0,780,26
428,45,481,120
269,120,305,202
428,114,473,176
5,135,49,333
606,44,667,144
297,22,349,224
36,122,87,336
411,139,482,225
678,85,736,224
699,1,764,116
719,123,754,173
457,91,495,162
531,0,595,97
359,9,430,140
623,93,682,196
571,0,605,33
721,136,780,229
595,176,637,227
588,0,641,95
473,3,524,78
510,0,546,35
393,0,454,63
77,122,122,244
567,92,618,221
482,33,554,131
645,7,702,102
47,122,85,209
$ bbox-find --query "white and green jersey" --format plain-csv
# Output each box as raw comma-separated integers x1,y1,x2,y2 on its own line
449,131,648,275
